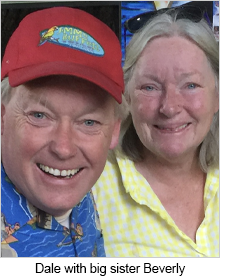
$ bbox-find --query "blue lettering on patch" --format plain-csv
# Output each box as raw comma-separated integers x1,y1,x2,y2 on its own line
38,25,105,56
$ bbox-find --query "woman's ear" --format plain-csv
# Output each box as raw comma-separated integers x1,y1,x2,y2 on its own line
214,90,219,114
125,92,131,105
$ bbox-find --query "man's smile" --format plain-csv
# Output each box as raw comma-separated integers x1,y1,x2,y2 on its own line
38,163,81,178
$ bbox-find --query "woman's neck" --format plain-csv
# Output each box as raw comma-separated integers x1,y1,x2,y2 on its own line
135,147,205,191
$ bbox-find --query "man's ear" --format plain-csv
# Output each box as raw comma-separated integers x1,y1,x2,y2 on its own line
1,103,6,135
109,118,121,150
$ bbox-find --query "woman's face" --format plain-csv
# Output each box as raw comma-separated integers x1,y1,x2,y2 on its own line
128,36,218,162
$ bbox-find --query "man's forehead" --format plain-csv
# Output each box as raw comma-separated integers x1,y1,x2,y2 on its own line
13,80,115,113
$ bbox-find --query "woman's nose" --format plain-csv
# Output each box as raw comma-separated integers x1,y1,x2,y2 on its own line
159,86,182,118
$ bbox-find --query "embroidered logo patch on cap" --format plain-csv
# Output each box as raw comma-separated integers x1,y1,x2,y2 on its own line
38,25,105,56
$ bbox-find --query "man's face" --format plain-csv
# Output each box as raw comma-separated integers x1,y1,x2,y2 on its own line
1,76,120,216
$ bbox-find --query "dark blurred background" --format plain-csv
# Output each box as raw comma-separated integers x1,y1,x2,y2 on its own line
1,1,121,61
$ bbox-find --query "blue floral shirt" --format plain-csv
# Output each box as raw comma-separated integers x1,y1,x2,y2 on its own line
1,164,105,257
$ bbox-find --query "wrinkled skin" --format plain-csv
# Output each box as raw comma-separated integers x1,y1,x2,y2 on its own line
1,76,120,216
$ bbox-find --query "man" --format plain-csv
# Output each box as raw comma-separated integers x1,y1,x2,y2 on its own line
1,6,125,257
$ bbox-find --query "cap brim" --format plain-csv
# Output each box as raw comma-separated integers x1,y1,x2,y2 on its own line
8,61,122,103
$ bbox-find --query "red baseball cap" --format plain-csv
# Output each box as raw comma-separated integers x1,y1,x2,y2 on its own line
1,7,124,103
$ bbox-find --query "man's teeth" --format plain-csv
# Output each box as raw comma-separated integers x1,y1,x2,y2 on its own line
39,164,80,177
158,124,188,131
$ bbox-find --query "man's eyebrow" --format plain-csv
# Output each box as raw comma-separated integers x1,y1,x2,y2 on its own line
22,91,53,110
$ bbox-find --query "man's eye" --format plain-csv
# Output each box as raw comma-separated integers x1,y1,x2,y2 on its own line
32,112,45,119
145,85,154,91
26,111,51,127
84,120,95,126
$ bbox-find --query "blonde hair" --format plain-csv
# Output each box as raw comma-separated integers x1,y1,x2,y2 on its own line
1,77,12,104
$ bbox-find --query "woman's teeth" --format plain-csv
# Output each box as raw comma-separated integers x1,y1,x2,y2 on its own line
157,123,189,131
38,164,80,178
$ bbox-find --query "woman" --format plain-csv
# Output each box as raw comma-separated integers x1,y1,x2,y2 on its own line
93,8,219,257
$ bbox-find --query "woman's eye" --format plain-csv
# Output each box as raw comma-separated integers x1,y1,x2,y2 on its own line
187,83,197,89
84,120,95,126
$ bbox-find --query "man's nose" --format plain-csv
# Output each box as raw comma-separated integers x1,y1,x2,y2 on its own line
159,86,183,118
49,121,77,160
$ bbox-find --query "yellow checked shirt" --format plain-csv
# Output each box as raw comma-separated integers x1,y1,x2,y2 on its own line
92,150,219,257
